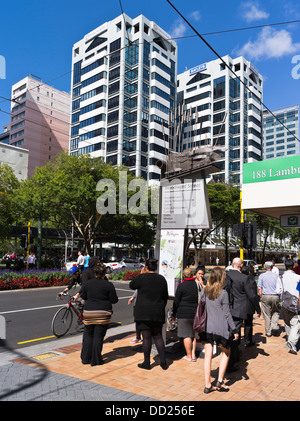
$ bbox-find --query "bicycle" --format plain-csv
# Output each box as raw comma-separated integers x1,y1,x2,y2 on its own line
51,292,84,338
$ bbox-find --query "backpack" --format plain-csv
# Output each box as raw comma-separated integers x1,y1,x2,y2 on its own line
282,290,300,314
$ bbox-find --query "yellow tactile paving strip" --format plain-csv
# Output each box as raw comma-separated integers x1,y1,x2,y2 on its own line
13,318,300,401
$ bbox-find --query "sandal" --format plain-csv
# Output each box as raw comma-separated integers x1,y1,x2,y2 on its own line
215,380,229,392
182,356,192,362
204,385,215,394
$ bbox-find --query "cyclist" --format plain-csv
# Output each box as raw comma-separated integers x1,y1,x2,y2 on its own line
59,266,82,297
59,268,84,321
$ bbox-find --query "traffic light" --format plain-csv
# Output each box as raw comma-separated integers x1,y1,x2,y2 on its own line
233,223,244,237
233,221,257,249
243,221,257,249
20,234,27,249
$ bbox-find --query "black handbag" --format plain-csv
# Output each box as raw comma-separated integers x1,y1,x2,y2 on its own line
193,285,206,333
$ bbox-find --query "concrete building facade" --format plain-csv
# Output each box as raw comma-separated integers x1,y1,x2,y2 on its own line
263,105,299,159
177,55,263,184
10,75,70,177
0,142,29,180
69,14,177,183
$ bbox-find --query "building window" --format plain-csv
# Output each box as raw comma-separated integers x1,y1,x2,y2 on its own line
125,42,139,67
143,40,150,67
73,60,82,85
213,76,226,99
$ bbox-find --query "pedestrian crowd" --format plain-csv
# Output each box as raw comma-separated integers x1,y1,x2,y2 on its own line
1,252,35,270
59,255,300,394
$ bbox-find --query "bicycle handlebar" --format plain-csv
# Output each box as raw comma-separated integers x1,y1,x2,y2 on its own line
57,292,73,300
56,292,82,306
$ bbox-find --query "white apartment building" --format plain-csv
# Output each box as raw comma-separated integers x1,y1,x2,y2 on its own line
0,142,29,180
263,105,299,159
69,14,177,183
177,55,263,184
10,75,70,177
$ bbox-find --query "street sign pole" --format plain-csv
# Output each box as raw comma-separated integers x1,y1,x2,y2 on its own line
26,222,31,269
240,191,244,260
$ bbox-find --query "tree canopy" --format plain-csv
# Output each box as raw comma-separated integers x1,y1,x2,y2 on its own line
0,163,20,238
14,152,156,254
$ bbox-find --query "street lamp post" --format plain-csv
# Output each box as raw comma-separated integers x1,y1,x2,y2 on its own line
240,191,244,261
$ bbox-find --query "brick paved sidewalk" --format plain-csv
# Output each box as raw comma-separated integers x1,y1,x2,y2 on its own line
10,316,300,401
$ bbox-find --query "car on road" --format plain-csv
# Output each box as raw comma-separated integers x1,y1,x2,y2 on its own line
104,260,126,273
243,259,259,275
121,257,144,269
104,258,144,273
225,259,259,275
65,257,144,274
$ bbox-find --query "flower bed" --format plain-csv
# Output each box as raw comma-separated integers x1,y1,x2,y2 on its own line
0,269,71,290
0,266,143,290
109,267,141,281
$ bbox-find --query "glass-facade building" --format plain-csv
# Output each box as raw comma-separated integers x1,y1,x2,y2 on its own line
263,105,299,159
177,55,263,184
69,14,177,183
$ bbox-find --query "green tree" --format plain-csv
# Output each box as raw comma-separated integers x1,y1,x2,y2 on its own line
0,163,20,239
245,212,280,261
207,183,241,265
15,152,156,254
185,183,240,266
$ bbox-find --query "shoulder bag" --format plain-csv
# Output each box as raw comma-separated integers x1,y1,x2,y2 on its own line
193,284,206,333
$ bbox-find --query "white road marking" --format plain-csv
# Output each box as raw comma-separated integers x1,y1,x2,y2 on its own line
0,294,132,315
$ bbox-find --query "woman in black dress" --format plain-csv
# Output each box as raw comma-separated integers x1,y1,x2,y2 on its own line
129,258,169,370
80,263,118,366
172,267,199,362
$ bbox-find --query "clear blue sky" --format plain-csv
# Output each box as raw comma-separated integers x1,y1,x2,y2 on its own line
0,0,300,131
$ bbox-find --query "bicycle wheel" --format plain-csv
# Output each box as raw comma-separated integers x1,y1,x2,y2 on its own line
51,306,73,337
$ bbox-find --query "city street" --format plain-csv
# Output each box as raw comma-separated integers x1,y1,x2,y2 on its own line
0,281,135,352
0,265,286,352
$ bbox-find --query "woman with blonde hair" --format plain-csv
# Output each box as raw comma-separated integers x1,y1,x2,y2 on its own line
199,267,239,393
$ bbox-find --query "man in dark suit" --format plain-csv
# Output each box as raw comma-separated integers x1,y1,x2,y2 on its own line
225,257,261,371
241,264,261,346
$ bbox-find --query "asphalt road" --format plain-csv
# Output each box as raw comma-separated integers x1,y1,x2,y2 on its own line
0,265,286,353
0,281,135,352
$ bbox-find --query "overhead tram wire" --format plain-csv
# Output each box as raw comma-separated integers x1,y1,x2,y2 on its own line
166,0,300,144
2,14,300,147
169,18,300,40
0,42,137,148
0,103,109,152
0,16,299,107
0,96,110,150
1,17,298,108
118,0,132,45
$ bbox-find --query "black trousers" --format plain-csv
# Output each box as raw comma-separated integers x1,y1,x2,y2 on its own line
228,317,243,368
244,314,254,345
81,324,108,366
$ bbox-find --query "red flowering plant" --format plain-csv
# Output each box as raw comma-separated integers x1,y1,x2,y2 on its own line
123,269,141,281
0,269,71,290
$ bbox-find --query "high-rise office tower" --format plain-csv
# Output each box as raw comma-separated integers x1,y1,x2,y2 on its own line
10,75,70,177
69,14,177,183
263,105,299,159
177,55,263,184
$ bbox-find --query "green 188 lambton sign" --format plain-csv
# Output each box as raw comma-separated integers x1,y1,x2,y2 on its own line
243,155,300,184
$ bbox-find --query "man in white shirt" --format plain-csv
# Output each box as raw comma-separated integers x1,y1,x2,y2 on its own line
281,259,300,355
27,252,36,269
271,259,279,276
76,251,85,272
